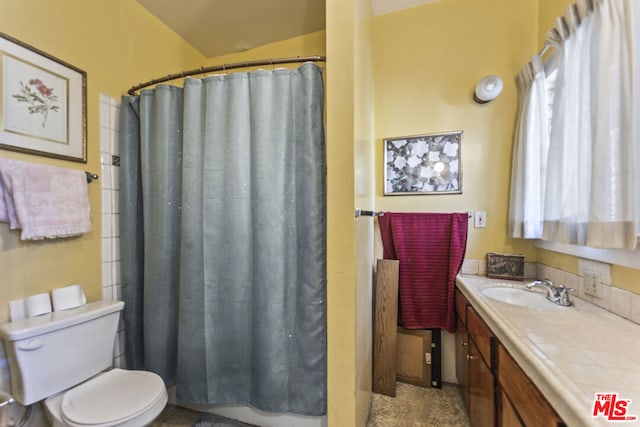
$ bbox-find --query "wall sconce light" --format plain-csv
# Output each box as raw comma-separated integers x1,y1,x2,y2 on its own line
473,75,503,104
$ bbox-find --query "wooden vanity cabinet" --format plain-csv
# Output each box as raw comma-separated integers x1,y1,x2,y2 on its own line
498,344,564,427
455,289,469,411
500,390,524,427
468,338,495,427
455,320,469,412
455,289,495,427
467,306,495,427
455,287,564,427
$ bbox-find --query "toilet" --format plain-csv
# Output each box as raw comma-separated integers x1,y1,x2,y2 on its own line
0,300,167,427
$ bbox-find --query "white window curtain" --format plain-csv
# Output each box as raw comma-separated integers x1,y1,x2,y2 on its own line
509,56,551,239
510,0,639,250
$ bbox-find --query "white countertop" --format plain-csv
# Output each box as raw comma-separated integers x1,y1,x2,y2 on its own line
456,274,640,427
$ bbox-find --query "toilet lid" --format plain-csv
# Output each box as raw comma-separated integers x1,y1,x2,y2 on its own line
61,369,165,426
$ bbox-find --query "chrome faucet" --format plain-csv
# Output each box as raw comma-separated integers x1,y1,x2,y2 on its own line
525,279,575,307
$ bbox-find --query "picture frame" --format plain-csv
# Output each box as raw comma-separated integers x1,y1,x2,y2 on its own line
0,32,87,163
384,130,462,195
486,252,525,281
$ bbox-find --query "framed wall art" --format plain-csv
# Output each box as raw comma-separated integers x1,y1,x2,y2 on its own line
384,130,462,195
0,32,87,163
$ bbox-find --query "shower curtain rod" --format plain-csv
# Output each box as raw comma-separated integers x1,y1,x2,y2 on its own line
127,55,326,95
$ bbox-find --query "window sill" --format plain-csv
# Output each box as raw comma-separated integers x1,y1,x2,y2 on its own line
535,239,640,269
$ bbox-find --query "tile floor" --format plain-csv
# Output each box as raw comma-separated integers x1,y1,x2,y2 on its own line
152,382,469,427
152,404,202,426
367,382,470,426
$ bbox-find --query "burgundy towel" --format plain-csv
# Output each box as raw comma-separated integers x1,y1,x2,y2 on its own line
378,212,468,332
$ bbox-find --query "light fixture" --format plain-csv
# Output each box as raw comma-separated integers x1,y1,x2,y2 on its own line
473,75,503,104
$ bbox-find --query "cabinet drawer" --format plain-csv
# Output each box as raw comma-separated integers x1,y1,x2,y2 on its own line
498,344,563,426
455,288,467,324
466,306,493,369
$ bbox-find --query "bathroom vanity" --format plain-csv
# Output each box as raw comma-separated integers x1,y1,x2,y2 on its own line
455,274,640,427
456,286,562,426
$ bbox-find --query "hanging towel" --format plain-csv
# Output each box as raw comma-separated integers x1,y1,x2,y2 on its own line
378,212,468,332
0,175,10,224
0,159,91,240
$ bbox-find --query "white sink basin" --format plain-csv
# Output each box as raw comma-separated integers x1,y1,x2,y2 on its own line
481,286,567,310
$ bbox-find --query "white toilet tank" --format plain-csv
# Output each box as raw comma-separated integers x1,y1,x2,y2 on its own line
0,300,124,406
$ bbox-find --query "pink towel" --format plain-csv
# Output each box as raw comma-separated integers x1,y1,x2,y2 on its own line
378,212,468,333
0,176,10,223
0,159,91,240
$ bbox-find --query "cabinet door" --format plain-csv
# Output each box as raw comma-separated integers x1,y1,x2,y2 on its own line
500,390,524,427
467,306,494,369
498,344,563,426
455,288,468,323
456,317,469,412
396,327,431,387
469,338,495,427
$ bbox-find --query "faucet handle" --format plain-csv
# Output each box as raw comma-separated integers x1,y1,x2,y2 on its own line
557,284,575,293
557,285,575,306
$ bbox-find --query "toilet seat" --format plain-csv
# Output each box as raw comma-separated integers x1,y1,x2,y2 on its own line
59,369,167,427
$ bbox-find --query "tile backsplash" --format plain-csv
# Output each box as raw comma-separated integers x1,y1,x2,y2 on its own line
100,94,125,368
461,257,640,326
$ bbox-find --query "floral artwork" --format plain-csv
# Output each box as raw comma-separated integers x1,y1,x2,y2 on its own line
0,32,86,162
384,131,462,195
3,54,68,144
12,78,60,127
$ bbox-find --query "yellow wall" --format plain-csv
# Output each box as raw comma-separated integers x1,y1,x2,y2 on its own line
326,0,357,424
372,0,538,261
353,0,375,425
326,0,378,423
202,31,326,70
612,266,640,294
538,0,571,48
0,0,205,323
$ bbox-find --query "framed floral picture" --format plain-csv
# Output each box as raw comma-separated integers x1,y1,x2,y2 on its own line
384,131,462,195
0,33,87,163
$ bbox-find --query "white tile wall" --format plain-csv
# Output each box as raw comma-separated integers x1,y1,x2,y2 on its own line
460,259,479,275
631,295,640,324
100,94,126,368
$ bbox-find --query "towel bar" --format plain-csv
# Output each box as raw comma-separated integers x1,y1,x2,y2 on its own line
355,209,384,218
85,172,99,183
356,209,473,219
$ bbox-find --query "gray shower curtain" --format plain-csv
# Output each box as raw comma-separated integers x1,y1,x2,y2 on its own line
119,63,326,415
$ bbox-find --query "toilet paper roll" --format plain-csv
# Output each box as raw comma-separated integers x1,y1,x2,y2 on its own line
25,293,52,317
51,284,87,311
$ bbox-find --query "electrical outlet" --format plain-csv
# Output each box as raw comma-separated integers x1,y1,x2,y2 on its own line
584,270,602,298
475,211,486,228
